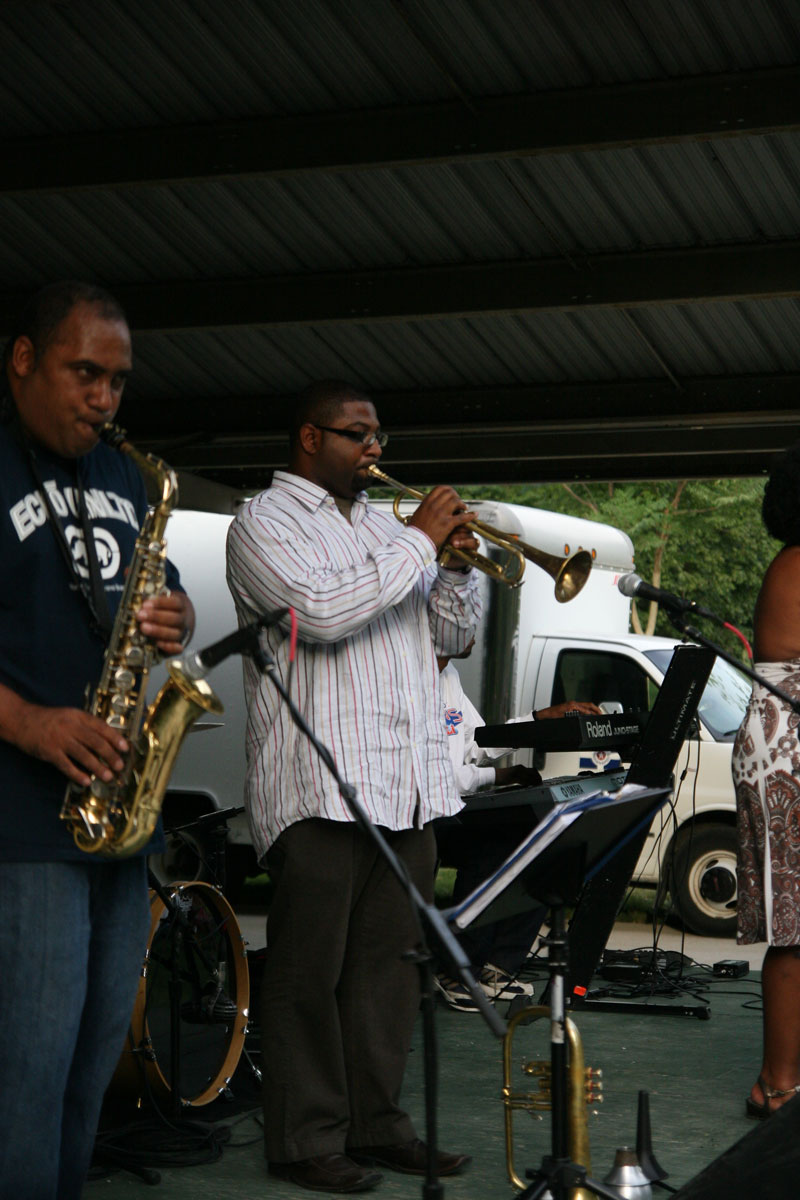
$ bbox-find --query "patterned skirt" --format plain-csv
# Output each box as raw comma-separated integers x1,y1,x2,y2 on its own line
732,660,800,945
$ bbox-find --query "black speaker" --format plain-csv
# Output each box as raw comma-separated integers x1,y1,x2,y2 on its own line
673,1097,800,1199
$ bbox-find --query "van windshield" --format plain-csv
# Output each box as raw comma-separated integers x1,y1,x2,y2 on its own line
644,648,751,742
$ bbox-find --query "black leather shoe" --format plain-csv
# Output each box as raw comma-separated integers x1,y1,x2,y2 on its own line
268,1153,383,1193
349,1138,471,1176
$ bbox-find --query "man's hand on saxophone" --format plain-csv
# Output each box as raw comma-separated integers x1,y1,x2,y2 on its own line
137,590,196,656
0,682,128,788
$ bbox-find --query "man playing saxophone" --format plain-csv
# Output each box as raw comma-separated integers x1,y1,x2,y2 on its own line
0,281,194,1200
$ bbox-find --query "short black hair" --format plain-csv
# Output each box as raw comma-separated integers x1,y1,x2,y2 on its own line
2,280,128,369
289,379,371,447
762,442,800,544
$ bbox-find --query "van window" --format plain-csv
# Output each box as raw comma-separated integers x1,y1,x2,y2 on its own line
552,649,655,713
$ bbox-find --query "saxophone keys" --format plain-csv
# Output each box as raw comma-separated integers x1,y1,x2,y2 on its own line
113,667,136,690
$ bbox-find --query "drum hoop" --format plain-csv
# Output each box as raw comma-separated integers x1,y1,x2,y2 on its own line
128,880,249,1107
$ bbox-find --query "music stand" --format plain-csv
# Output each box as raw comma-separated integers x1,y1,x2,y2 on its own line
564,644,715,1015
445,781,671,1200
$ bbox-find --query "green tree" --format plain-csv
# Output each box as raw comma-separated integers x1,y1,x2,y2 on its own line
465,478,780,663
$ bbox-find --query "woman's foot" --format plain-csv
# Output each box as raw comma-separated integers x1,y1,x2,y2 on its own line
746,1074,800,1119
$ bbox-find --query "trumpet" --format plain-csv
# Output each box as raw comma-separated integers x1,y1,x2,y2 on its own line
503,1004,602,1195
367,465,592,601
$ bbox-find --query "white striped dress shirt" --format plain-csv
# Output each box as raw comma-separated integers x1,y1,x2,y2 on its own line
226,470,482,861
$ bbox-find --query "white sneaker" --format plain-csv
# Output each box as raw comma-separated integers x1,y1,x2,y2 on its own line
479,964,535,1003
433,972,479,1013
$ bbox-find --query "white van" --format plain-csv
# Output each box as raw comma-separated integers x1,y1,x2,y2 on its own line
155,502,750,936
148,509,253,892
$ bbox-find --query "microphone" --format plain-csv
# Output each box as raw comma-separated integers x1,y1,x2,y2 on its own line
617,573,720,622
172,610,287,681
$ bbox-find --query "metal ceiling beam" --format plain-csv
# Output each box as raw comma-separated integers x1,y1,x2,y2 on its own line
2,65,799,194
130,374,800,490
127,375,800,438
3,244,799,336
154,441,792,491
164,451,780,492
23,239,797,332
154,423,799,470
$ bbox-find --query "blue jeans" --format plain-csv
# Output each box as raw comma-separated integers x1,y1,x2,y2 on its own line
0,858,150,1200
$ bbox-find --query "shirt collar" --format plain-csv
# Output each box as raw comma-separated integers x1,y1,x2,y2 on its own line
270,469,369,515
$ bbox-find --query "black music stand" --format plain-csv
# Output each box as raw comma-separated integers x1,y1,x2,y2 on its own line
445,781,670,1200
563,644,715,1015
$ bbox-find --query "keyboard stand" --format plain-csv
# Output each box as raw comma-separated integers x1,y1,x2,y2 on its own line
572,992,710,1019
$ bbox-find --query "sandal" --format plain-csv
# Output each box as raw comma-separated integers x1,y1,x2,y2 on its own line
745,1074,800,1119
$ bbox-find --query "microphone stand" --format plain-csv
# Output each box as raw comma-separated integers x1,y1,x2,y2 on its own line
657,602,800,717
245,632,507,1200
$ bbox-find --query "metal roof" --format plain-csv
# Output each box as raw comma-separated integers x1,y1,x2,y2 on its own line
2,0,800,493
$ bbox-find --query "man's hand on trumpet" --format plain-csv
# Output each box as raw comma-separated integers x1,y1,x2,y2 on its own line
407,485,480,567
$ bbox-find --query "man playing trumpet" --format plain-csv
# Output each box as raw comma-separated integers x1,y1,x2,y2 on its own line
227,378,479,1193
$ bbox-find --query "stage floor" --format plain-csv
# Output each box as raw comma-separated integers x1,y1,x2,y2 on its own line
85,916,769,1198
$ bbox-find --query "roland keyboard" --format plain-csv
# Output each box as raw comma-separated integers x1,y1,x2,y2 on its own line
475,711,647,753
459,768,628,816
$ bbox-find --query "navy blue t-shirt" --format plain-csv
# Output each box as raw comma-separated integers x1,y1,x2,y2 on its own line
0,426,179,861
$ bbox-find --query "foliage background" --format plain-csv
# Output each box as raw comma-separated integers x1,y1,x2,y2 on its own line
460,478,780,664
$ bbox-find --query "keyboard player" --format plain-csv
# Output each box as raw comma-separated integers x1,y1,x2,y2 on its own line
434,641,602,1011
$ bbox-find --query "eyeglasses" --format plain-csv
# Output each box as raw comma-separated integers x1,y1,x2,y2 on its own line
313,424,388,449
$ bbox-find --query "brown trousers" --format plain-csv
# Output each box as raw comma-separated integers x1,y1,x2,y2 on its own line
260,817,436,1163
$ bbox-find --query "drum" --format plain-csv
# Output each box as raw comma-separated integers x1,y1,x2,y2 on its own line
110,881,250,1109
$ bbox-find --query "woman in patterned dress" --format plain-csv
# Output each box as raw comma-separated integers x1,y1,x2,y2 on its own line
733,442,800,1118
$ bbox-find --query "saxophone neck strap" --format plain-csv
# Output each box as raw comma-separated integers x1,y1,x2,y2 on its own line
25,441,112,639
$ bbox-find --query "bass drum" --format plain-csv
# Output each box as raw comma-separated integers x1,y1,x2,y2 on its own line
110,881,250,1109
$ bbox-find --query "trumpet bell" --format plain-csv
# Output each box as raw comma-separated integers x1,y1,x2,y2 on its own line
513,540,593,604
553,549,593,604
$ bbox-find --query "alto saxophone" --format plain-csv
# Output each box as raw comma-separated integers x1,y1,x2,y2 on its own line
60,423,223,858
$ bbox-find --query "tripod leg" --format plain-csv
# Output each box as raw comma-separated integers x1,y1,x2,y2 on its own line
518,1174,553,1199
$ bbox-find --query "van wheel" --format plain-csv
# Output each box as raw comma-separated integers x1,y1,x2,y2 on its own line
669,823,738,938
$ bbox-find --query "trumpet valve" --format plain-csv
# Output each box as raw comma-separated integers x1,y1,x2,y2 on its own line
585,1066,604,1104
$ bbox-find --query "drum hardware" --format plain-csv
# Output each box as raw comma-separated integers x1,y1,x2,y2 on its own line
108,877,250,1120
158,804,245,892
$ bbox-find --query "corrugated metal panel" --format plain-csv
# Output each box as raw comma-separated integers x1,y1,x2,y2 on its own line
2,0,800,137
2,129,799,288
124,297,800,402
1,0,799,483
